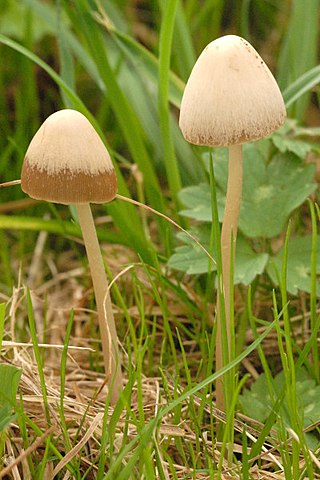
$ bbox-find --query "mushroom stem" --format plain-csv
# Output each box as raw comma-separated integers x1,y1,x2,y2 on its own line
76,203,123,404
216,144,243,411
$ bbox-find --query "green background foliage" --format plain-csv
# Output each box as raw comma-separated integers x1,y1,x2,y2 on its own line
0,0,319,477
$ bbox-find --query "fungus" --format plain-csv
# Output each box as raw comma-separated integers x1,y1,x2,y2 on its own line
21,109,123,404
179,35,286,409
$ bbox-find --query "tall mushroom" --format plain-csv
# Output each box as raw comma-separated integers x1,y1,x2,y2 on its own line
179,35,286,410
21,109,123,404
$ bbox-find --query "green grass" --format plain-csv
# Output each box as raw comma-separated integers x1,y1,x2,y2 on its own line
0,0,319,478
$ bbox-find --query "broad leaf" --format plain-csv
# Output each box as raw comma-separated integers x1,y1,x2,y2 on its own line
0,406,16,431
272,134,312,159
214,145,316,238
239,373,272,423
0,364,22,431
168,226,269,285
274,119,320,137
235,240,269,285
239,369,320,449
267,235,320,295
179,183,224,222
179,145,316,239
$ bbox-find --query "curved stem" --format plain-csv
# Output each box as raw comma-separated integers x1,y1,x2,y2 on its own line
216,144,243,411
76,203,123,404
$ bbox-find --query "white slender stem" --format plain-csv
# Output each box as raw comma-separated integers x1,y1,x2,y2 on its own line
216,144,243,411
76,203,123,404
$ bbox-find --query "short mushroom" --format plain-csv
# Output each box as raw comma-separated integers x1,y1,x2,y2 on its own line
179,35,286,409
21,109,123,404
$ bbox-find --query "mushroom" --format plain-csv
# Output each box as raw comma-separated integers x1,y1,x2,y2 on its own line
179,35,286,409
21,109,123,404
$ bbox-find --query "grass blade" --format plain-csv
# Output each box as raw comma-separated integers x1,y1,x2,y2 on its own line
64,1,165,214
26,288,51,426
277,0,319,120
0,304,5,351
158,0,182,210
105,317,278,477
172,0,196,81
308,200,319,380
283,65,320,108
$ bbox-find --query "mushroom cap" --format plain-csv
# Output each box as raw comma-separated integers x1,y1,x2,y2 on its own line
21,109,117,204
179,35,286,147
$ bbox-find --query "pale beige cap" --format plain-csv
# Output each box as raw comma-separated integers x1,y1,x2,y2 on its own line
21,109,117,204
179,35,286,147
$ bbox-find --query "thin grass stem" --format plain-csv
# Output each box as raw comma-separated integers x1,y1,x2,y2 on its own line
158,0,182,210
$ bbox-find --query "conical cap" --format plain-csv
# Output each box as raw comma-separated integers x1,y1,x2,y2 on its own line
179,35,286,147
21,109,117,204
